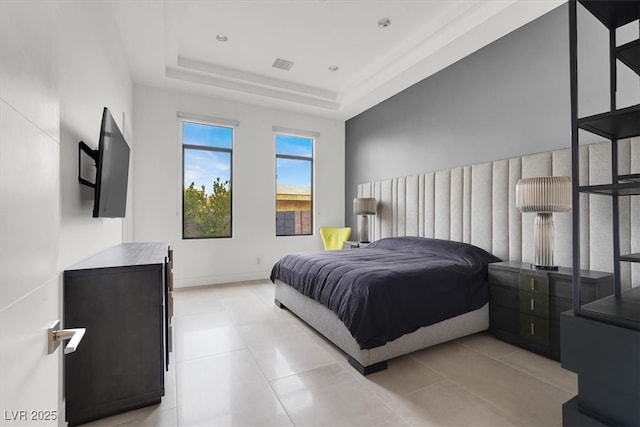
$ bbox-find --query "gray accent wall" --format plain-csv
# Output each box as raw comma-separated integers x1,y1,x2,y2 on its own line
344,4,638,228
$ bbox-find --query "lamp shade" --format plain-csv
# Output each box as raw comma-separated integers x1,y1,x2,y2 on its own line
353,198,377,215
516,176,571,213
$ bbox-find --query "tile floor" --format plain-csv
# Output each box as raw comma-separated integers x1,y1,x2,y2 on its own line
84,280,577,427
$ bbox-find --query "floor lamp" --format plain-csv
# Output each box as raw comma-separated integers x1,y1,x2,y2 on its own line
353,198,376,243
516,176,571,270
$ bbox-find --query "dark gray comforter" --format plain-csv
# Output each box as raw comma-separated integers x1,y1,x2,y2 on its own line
270,236,500,349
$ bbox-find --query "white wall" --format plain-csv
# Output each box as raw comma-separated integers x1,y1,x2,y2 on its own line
58,2,134,269
133,86,345,287
0,1,133,424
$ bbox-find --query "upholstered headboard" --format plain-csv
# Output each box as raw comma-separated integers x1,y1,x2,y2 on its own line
357,138,639,287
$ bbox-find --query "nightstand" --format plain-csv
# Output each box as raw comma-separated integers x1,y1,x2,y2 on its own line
488,261,613,360
344,241,370,248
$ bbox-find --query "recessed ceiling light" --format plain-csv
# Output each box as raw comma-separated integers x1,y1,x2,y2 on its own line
328,65,339,72
377,18,391,29
216,34,228,42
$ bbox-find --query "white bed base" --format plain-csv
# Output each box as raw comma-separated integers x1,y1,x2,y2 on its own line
274,279,489,375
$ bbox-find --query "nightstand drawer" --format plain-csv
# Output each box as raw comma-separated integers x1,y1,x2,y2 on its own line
519,272,549,294
519,290,549,318
489,284,518,308
519,313,549,346
490,305,519,334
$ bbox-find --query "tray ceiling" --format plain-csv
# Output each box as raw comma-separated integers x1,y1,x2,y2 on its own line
110,0,564,119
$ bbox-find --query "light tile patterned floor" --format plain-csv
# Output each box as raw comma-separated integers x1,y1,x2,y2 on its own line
83,280,577,427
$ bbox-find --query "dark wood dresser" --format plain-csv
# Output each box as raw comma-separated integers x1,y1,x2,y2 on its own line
488,261,613,360
63,243,173,426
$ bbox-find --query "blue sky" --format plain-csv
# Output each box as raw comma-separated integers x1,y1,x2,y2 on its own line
277,158,311,188
276,134,313,189
183,121,232,149
183,122,231,194
183,124,314,193
276,134,313,157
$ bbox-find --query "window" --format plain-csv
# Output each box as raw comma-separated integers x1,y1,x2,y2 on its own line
275,134,313,236
182,120,232,239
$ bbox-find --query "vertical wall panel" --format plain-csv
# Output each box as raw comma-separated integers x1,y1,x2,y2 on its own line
579,145,591,269
463,166,472,243
374,181,382,241
397,177,407,236
508,158,522,262
450,167,464,242
588,142,613,273
434,170,451,240
424,172,435,238
492,160,509,261
380,179,393,238
356,184,362,239
552,148,573,269
406,175,419,236
418,174,425,237
360,182,373,198
470,162,493,253
521,151,553,178
391,179,398,236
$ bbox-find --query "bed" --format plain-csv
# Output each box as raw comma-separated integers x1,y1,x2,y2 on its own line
270,236,500,374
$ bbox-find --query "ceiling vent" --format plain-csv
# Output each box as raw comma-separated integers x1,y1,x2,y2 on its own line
272,58,295,71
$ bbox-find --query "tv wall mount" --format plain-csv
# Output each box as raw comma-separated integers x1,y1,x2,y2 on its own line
78,140,97,189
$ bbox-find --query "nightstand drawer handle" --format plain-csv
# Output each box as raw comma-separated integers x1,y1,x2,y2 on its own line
530,323,535,336
530,278,535,291
530,298,535,311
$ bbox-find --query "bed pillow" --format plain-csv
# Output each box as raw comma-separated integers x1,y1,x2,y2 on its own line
366,236,501,266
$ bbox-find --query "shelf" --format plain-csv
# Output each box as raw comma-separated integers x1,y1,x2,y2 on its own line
577,104,640,140
620,253,640,263
579,182,640,196
618,173,640,184
579,0,640,29
580,286,640,330
616,39,640,76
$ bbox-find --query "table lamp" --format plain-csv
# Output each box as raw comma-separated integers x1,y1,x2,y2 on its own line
516,176,571,270
353,197,376,243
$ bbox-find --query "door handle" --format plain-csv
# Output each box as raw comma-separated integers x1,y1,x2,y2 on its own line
48,320,86,354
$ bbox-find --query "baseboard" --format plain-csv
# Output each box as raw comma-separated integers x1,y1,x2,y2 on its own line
175,271,271,288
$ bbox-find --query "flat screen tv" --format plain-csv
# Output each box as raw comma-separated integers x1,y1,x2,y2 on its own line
78,107,130,218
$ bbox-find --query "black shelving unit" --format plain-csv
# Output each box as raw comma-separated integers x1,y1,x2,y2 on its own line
577,104,640,139
563,1,640,426
570,0,640,332
616,39,640,73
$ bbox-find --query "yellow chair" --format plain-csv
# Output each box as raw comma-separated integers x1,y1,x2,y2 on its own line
319,227,352,250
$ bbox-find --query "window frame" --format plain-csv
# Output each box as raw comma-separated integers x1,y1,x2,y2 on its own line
180,118,234,240
275,132,315,237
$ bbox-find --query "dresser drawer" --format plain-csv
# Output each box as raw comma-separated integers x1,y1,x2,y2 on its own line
519,313,549,346
519,272,549,295
519,290,549,318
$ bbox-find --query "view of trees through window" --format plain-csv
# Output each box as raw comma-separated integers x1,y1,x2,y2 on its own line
182,120,232,239
276,134,313,236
